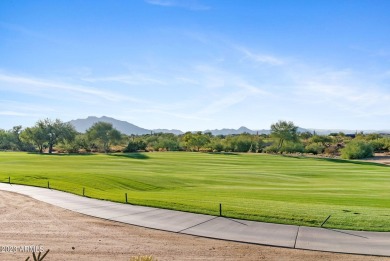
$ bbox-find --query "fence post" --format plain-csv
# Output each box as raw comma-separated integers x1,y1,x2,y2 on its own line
47,181,50,189
125,193,128,203
219,203,222,216
8,176,10,184
321,215,332,227
83,187,85,196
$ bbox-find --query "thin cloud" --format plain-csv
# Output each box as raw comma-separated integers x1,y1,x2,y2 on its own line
196,91,248,115
145,0,173,7
0,111,31,117
82,74,166,86
237,47,285,66
0,73,143,103
145,0,210,10
295,73,390,117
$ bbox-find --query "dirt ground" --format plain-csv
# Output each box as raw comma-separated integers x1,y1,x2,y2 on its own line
0,191,389,261
360,153,390,165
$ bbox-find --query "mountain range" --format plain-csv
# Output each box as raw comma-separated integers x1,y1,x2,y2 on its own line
68,116,390,136
68,116,183,135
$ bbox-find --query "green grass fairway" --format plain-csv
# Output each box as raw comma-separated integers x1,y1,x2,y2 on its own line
1,152,389,231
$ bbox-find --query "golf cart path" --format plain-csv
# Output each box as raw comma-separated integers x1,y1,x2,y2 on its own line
1,183,389,257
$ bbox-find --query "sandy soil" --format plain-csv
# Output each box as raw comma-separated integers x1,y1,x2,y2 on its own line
360,153,390,165
0,191,388,261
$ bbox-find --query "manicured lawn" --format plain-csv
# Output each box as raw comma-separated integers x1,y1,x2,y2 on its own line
1,151,389,231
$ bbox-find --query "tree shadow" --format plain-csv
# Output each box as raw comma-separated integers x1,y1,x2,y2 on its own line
206,152,240,156
110,153,150,160
284,155,389,167
27,152,94,156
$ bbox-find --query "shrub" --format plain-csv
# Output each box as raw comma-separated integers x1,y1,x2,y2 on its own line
368,138,390,152
341,140,374,159
280,142,305,154
263,145,279,153
210,141,224,152
124,140,146,152
305,142,325,155
324,145,340,156
369,139,387,152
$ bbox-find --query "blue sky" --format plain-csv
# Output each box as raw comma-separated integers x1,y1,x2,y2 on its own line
1,0,389,131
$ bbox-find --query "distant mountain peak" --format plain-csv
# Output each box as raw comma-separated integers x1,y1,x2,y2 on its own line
204,126,270,135
69,116,150,135
69,116,184,135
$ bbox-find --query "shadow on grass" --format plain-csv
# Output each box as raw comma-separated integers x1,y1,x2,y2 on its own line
110,153,150,160
283,154,389,167
206,152,240,156
28,152,95,156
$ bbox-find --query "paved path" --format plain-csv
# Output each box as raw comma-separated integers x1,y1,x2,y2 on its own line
1,183,390,257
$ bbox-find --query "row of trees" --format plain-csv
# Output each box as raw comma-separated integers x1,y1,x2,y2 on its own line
0,119,122,154
1,119,389,159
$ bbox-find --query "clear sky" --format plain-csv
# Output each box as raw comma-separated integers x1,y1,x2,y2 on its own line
1,0,389,131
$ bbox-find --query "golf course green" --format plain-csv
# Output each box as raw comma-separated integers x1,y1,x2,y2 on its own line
1,151,389,231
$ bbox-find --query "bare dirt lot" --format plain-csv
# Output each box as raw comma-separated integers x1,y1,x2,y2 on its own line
0,191,389,261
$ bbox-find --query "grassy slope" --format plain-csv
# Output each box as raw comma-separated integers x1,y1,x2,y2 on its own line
0,152,389,231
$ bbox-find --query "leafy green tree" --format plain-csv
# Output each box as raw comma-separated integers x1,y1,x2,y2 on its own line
270,120,298,150
42,119,76,153
182,132,210,151
20,126,47,153
209,137,224,152
86,122,122,153
0,129,12,150
57,133,91,153
299,131,313,140
232,134,253,152
21,119,76,153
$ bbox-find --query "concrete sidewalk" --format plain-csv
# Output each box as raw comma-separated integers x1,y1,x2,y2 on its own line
1,183,389,257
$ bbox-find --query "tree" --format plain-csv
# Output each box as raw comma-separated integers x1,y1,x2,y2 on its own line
20,126,47,153
299,131,313,140
86,122,122,153
20,119,76,153
0,129,12,150
41,119,76,153
182,132,210,152
270,120,298,150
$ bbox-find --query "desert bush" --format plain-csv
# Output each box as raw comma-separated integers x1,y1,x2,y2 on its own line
305,142,325,155
210,140,224,152
324,145,340,156
155,138,179,151
341,140,374,159
369,139,388,152
124,140,147,152
279,142,305,153
370,138,390,152
263,145,279,153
